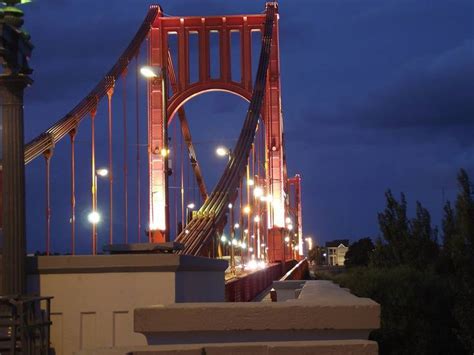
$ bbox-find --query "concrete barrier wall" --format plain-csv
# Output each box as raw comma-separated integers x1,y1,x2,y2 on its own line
26,254,227,355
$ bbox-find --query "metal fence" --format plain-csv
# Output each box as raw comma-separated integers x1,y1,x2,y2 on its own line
0,295,52,354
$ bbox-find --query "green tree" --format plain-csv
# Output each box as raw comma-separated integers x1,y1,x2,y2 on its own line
344,237,374,267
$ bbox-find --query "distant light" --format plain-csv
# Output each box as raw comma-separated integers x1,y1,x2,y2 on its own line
295,246,299,251
261,243,266,247
253,186,263,198
284,236,290,243
96,168,109,177
285,217,292,225
323,253,327,257
251,235,255,239
254,216,260,223
228,203,233,209
88,211,101,224
232,239,238,246
249,247,254,253
140,66,158,78
244,229,249,234
187,203,195,209
247,179,254,186
216,146,229,157
257,260,266,269
287,224,294,231
243,205,251,214
160,148,169,157
220,235,227,242
247,259,258,270
234,223,240,229
259,195,267,202
240,242,247,249
185,229,190,234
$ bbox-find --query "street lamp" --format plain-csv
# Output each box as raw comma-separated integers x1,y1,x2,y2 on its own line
186,202,195,226
140,66,158,78
88,211,101,224
216,146,232,161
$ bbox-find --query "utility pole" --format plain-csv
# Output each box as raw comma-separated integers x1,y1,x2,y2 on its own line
0,1,34,295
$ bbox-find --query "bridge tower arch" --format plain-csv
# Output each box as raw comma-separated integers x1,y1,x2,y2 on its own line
148,3,287,261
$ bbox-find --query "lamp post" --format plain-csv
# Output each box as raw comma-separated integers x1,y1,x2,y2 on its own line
185,202,195,226
88,168,108,254
1,1,33,295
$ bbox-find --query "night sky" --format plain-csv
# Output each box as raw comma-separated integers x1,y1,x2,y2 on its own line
15,0,474,253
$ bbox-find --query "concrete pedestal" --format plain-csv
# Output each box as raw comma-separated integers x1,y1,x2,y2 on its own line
25,254,227,355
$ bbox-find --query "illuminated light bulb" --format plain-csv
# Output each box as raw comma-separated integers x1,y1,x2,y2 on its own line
244,229,249,234
88,211,101,224
216,146,229,157
240,242,247,249
253,186,263,198
185,229,190,234
254,216,260,223
247,179,254,186
287,224,294,231
220,235,227,242
243,205,251,214
228,203,233,209
234,223,240,229
261,243,266,247
284,236,290,243
251,235,255,239
232,239,238,246
140,66,158,78
96,168,108,177
187,203,195,209
285,217,292,225
249,247,254,252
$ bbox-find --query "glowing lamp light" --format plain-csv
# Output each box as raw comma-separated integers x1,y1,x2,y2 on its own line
187,203,195,209
249,247,254,252
253,186,263,198
258,260,266,269
287,224,294,231
254,216,260,223
160,148,169,157
140,66,158,78
244,229,249,234
232,239,238,246
216,146,229,157
240,242,247,249
285,217,292,225
243,205,251,214
261,243,266,247
284,236,290,243
185,229,190,234
96,168,108,177
220,235,227,242
228,203,233,209
247,179,254,186
87,211,101,224
234,223,240,229
323,253,327,257
251,235,255,239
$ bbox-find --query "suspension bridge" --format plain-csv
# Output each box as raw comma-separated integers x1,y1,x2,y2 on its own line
19,2,303,270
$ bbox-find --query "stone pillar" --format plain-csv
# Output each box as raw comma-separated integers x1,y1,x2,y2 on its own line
1,74,31,295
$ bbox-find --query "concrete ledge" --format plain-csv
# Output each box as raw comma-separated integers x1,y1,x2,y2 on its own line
135,281,379,346
75,340,378,355
26,254,228,274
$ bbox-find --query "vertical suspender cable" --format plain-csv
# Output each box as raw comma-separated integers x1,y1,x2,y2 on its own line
180,128,184,229
135,54,141,242
173,119,178,234
44,149,52,255
122,70,129,243
69,129,77,255
91,108,97,255
107,86,115,245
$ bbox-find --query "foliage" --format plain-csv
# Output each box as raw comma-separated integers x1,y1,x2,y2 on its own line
344,237,374,267
372,191,439,269
316,169,474,354
307,246,326,265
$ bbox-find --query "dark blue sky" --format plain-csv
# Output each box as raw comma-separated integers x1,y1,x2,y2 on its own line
18,0,474,252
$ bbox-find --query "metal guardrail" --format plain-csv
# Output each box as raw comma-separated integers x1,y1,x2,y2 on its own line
0,295,53,354
280,258,309,281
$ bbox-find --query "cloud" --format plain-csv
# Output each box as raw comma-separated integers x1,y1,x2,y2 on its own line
356,40,474,130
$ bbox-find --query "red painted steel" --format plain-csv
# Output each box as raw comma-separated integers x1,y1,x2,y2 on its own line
149,4,287,258
107,86,114,245
288,174,303,258
69,129,77,255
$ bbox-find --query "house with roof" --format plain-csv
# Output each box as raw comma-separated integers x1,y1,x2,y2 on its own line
325,239,349,266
